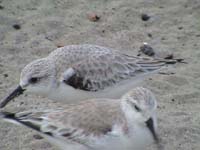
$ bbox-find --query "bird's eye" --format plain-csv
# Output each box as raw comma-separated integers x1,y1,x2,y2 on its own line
29,77,39,84
134,105,141,112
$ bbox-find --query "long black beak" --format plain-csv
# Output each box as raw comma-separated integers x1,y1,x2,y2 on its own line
146,117,159,143
0,85,25,108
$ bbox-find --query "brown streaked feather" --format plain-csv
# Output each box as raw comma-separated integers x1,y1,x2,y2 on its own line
47,99,124,136
62,53,167,91
9,99,126,144
48,45,172,91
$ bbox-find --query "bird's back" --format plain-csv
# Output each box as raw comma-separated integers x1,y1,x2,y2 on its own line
48,44,167,92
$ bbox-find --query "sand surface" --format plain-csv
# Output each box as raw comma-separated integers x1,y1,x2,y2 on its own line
0,0,200,149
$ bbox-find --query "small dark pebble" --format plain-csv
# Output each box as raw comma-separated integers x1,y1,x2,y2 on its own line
139,43,155,56
171,99,175,102
0,5,4,9
147,33,152,38
3,74,8,78
12,24,21,30
161,37,166,40
196,34,200,37
184,4,188,8
33,134,43,140
20,102,24,105
141,13,150,21
178,26,183,30
45,36,53,41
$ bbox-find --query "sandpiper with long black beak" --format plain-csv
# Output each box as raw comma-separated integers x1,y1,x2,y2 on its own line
0,44,176,108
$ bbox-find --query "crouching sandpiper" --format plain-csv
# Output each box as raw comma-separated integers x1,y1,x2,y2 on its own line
0,87,161,150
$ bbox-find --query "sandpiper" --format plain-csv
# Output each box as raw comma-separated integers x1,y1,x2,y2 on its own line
0,87,160,150
0,44,176,108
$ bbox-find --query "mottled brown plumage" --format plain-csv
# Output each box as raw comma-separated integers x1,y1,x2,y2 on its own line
1,44,173,108
1,87,159,150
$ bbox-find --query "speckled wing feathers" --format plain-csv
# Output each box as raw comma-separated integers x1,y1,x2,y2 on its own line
48,45,167,91
4,99,124,146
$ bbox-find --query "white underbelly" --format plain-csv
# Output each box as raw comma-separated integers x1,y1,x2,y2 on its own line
48,69,162,103
87,125,153,150
45,125,154,150
48,77,143,103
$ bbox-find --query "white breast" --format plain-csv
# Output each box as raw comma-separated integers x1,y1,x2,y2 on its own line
48,75,147,103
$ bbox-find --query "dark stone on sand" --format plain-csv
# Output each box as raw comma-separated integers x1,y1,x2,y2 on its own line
3,74,8,78
20,102,24,105
161,37,166,40
33,134,44,140
178,26,183,30
147,33,152,38
141,13,150,21
12,24,21,30
0,5,4,9
139,43,155,56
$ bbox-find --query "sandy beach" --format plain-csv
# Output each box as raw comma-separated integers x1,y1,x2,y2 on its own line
0,0,200,149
